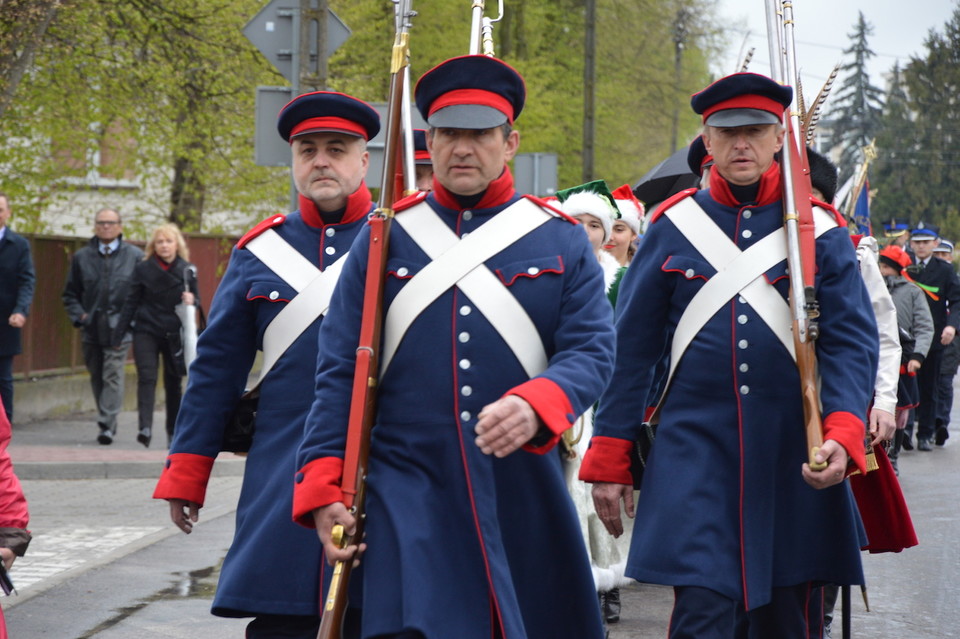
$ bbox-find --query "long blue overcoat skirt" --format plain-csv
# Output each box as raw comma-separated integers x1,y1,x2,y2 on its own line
156,207,369,617
593,186,878,610
297,192,616,638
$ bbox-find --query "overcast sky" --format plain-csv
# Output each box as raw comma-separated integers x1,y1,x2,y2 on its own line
711,0,957,100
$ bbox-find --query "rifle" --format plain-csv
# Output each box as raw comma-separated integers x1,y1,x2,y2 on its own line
764,0,827,471
315,2,415,637
469,0,503,56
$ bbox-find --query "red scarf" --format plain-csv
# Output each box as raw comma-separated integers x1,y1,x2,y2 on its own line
709,161,782,208
298,182,373,228
431,166,516,211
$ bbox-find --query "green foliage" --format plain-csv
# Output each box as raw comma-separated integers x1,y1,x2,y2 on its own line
827,12,885,184
2,0,722,234
871,3,960,242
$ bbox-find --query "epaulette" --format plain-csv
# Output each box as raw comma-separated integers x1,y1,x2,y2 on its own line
524,194,578,224
237,214,286,249
811,198,847,228
649,188,698,224
393,190,429,213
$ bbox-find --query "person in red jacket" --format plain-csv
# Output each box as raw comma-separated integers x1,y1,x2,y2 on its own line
0,397,31,639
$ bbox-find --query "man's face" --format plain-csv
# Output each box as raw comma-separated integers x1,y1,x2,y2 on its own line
936,250,953,263
702,123,784,186
911,238,938,261
415,165,434,192
427,126,520,196
292,132,369,213
94,209,122,243
0,196,9,229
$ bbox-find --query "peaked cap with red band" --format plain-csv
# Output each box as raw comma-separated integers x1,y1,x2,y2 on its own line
412,129,432,165
415,55,526,130
277,91,380,143
691,72,792,128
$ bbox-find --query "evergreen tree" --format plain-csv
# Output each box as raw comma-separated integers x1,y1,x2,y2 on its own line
901,3,960,240
827,12,884,183
871,63,921,232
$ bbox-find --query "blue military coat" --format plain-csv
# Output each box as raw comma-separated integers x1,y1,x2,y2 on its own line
294,171,615,639
582,165,878,610
154,187,374,617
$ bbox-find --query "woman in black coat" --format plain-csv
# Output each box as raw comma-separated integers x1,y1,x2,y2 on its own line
114,224,199,447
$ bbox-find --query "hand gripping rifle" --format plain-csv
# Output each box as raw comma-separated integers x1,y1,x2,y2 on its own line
764,0,827,471
316,2,415,637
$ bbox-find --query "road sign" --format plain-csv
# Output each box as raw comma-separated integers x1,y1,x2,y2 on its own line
243,0,350,84
514,153,558,197
254,86,294,167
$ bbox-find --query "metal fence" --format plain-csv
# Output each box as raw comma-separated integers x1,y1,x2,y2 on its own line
12,233,237,378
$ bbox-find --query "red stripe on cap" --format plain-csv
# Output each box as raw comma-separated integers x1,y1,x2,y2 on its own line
702,94,785,123
414,150,431,161
429,88,514,124
290,116,368,140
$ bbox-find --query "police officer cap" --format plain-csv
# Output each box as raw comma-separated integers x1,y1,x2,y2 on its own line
277,91,380,143
911,222,939,240
691,72,793,128
883,219,910,238
415,55,526,130
413,129,432,165
934,239,954,253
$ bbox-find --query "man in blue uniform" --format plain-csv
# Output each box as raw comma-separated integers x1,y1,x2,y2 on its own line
293,55,615,639
153,92,379,639
581,73,879,638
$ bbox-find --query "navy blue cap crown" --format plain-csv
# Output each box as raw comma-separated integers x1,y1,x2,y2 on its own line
277,91,380,143
686,136,711,176
691,73,792,127
415,55,526,129
912,222,939,239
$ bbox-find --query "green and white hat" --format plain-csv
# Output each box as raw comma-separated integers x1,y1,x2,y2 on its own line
555,179,619,244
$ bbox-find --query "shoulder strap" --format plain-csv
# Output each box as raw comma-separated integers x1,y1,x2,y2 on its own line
381,199,552,378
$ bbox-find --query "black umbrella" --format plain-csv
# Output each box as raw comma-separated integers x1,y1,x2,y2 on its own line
632,145,701,206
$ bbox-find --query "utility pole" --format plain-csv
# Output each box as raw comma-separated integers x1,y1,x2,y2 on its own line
582,0,596,182
300,0,328,91
670,7,688,154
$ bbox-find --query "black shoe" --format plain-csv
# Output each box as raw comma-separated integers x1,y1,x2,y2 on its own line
902,435,914,451
603,588,621,624
137,429,152,448
917,437,933,451
935,427,948,446
97,430,113,445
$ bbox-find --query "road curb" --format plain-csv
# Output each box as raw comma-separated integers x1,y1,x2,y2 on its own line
13,458,246,480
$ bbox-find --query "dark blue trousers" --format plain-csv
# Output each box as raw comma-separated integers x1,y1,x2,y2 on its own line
669,584,815,639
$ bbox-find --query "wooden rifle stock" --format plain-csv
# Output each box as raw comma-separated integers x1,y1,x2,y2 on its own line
316,2,414,637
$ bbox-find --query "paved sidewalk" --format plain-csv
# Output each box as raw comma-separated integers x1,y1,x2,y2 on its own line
8,409,245,480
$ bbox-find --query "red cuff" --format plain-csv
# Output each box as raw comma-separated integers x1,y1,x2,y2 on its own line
153,453,215,506
578,436,634,485
292,457,344,528
823,411,867,475
508,377,576,454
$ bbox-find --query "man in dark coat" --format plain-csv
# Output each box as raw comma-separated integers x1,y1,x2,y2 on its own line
0,193,36,423
582,73,878,638
910,226,960,449
61,208,143,444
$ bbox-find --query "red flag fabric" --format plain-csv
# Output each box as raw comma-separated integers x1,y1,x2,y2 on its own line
848,445,919,553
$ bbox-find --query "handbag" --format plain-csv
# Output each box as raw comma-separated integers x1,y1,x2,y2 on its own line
223,389,259,454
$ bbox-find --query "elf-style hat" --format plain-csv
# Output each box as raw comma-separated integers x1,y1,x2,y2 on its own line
277,91,380,142
415,55,526,129
611,184,644,236
413,129,432,165
555,180,619,244
691,72,792,128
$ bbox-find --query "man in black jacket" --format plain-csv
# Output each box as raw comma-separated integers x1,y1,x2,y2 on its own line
62,208,143,444
909,224,960,449
0,193,36,423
